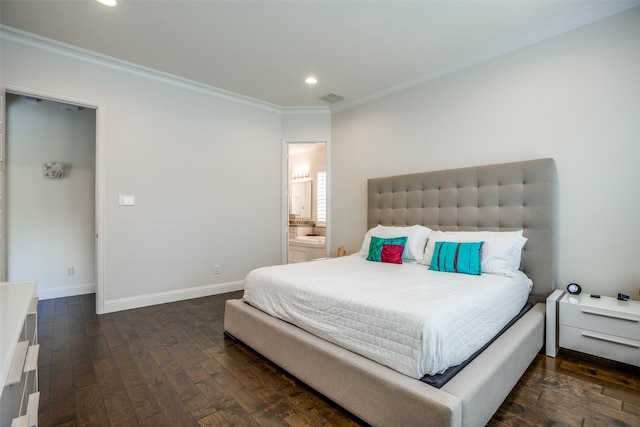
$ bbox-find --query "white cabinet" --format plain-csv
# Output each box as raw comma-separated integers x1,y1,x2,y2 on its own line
288,242,326,263
1,280,39,427
558,293,640,367
289,226,313,239
288,225,325,263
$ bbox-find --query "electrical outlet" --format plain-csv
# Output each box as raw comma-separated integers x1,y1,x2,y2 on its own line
66,266,75,276
214,264,221,275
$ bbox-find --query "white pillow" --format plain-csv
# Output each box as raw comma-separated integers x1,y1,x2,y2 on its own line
423,230,527,276
358,225,432,262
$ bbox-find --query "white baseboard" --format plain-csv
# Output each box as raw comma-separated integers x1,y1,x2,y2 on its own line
38,283,96,300
103,280,245,314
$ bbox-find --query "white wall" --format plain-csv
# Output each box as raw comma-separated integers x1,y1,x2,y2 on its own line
331,8,640,298
1,30,284,312
6,95,96,298
282,109,331,142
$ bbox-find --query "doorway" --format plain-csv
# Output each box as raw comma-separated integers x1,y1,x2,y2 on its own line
3,90,100,306
285,141,328,263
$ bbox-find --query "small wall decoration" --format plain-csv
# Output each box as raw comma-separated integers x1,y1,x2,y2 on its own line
43,162,64,179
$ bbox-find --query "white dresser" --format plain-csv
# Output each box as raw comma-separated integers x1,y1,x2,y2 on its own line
0,280,39,427
558,293,640,367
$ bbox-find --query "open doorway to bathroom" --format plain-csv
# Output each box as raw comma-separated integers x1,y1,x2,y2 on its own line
286,142,328,263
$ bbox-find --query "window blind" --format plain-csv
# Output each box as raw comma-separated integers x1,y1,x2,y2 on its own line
317,170,327,224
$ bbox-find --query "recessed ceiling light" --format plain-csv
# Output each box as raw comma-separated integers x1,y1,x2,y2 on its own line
96,0,118,7
305,77,318,85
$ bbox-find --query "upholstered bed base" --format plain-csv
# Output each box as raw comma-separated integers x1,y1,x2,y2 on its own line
224,158,555,426
225,299,544,427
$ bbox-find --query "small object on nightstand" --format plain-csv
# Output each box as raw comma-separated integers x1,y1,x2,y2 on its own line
567,283,582,295
617,293,629,301
590,294,601,298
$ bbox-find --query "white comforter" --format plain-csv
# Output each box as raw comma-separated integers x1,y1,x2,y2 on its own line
243,255,532,378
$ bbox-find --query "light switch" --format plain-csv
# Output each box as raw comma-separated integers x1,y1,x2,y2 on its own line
119,195,135,206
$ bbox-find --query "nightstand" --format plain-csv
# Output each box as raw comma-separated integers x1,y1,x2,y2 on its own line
558,293,640,367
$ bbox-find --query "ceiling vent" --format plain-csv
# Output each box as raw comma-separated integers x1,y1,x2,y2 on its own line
319,92,346,104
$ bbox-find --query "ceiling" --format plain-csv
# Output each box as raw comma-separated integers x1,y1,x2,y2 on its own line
1,1,636,109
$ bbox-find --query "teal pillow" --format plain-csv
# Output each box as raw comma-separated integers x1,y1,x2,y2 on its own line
367,236,408,262
429,241,484,275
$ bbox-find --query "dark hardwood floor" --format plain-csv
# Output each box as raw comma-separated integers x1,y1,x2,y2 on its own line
37,292,640,426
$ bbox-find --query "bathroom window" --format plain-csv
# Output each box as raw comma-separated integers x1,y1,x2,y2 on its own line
316,170,327,226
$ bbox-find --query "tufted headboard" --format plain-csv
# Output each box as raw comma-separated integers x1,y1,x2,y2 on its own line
368,158,556,303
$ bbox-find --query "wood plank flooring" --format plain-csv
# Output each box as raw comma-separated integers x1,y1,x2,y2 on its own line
37,292,640,426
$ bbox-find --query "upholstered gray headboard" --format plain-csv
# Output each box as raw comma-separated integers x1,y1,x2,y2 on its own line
368,158,556,303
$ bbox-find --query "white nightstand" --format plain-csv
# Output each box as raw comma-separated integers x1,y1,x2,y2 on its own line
558,293,640,367
545,289,565,357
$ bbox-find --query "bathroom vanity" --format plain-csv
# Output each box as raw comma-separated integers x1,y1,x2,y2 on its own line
288,225,326,262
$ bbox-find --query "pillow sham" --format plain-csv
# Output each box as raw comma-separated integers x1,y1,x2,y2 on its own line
367,236,408,263
429,241,484,275
423,230,526,277
359,225,432,262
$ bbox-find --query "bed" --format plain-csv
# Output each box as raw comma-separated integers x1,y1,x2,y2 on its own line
224,158,556,427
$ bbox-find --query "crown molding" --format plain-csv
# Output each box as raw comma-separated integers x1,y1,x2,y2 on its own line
281,106,330,115
0,25,283,114
331,1,640,113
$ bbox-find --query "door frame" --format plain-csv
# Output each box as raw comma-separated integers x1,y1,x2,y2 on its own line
2,84,105,314
0,87,5,282
282,139,330,264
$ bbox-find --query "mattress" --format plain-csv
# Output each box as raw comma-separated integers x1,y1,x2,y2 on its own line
243,255,532,378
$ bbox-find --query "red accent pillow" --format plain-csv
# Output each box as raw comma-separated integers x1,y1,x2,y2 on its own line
381,244,404,264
